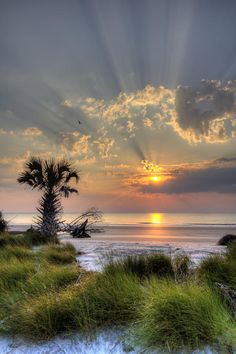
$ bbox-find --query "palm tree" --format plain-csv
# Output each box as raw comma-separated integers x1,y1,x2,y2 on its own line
18,157,79,238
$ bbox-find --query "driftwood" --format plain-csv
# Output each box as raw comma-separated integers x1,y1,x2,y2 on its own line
71,219,90,238
58,207,104,237
216,282,236,317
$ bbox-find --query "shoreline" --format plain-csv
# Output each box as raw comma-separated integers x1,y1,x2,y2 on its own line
60,234,226,271
8,224,232,271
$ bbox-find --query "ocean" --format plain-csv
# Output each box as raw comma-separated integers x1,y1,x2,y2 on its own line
5,212,236,227
5,212,236,246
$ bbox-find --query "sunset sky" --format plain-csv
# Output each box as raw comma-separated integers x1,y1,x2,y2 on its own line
1,0,236,213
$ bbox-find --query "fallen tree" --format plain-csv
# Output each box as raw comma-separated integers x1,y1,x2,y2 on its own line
59,207,104,237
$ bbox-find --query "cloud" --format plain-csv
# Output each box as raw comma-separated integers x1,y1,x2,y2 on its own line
141,166,236,194
127,157,236,195
173,80,236,143
63,80,236,145
23,127,43,136
0,127,43,137
93,137,115,159
0,129,15,136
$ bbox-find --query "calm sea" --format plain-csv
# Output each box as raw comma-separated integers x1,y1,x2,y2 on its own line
5,212,236,228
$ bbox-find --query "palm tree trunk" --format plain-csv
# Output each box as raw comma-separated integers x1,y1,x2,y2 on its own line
36,190,62,239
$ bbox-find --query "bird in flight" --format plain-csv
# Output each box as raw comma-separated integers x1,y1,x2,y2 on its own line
78,120,82,124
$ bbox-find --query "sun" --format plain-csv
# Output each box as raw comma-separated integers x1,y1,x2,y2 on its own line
151,176,160,182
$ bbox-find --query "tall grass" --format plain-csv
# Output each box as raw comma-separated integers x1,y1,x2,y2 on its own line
0,236,235,352
0,233,30,248
22,230,51,246
40,243,77,264
198,254,236,290
226,242,236,261
134,279,234,351
0,245,33,261
172,254,191,280
24,264,81,296
105,253,174,279
0,260,35,289
8,271,143,339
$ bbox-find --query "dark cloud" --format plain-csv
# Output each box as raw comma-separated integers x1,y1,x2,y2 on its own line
175,80,236,142
138,164,236,194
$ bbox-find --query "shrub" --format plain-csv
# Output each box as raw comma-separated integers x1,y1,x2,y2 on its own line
105,253,174,279
40,243,77,264
198,255,236,290
218,234,236,246
134,280,233,351
0,212,7,233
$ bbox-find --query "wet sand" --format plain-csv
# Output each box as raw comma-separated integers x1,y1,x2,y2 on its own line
83,224,236,244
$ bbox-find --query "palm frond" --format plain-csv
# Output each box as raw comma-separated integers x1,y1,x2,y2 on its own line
26,157,43,173
65,170,80,183
60,185,78,198
17,171,36,187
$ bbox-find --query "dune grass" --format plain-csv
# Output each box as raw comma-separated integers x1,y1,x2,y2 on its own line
7,270,143,339
0,245,33,261
0,232,30,248
105,253,174,279
0,234,235,351
172,254,191,280
23,263,81,296
134,279,234,351
0,260,36,289
22,230,51,246
0,230,52,248
226,242,236,260
40,243,77,264
198,254,236,290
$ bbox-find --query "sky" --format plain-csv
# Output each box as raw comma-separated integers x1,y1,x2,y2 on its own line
1,0,236,213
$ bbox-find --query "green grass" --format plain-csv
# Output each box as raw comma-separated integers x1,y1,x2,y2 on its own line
80,271,143,326
173,254,191,280
198,254,236,290
24,263,81,296
0,238,235,352
40,243,77,264
0,260,35,289
134,279,234,351
8,285,81,338
0,230,53,248
0,245,33,261
0,233,30,248
8,270,143,339
105,253,174,279
22,230,51,246
226,242,236,261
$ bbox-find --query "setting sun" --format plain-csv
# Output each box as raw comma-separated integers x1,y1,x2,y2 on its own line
151,176,160,182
